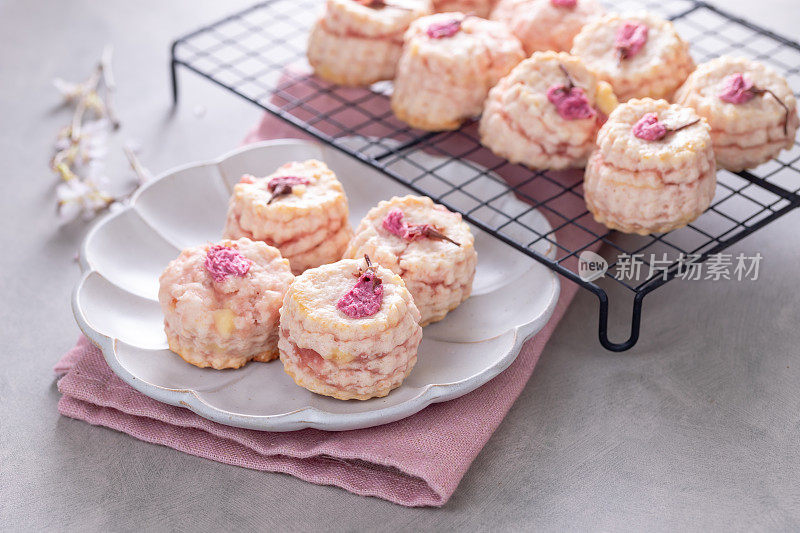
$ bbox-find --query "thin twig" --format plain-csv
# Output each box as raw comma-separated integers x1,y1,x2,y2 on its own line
123,145,152,183
101,45,120,130
753,87,790,135
559,63,575,90
665,118,700,134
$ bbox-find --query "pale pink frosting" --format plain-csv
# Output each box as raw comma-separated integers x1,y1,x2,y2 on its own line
718,72,755,104
615,21,648,60
546,85,597,120
550,0,577,7
204,245,252,283
632,112,667,141
426,19,462,39
336,270,384,318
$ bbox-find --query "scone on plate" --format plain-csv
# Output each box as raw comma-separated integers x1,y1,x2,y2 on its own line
583,98,716,235
490,0,604,55
158,238,294,369
224,159,353,275
307,0,432,86
344,195,477,326
279,256,423,400
480,51,617,170
674,56,799,171
571,12,694,102
391,13,524,130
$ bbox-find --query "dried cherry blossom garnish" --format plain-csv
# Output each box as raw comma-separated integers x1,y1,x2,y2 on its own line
550,0,577,7
266,175,311,204
205,245,252,282
239,174,256,185
427,18,462,39
382,208,460,246
615,21,648,62
546,64,597,120
719,73,790,134
632,112,699,141
354,0,412,9
337,255,384,319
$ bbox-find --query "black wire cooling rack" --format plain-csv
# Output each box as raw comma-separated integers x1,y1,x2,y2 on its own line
170,0,800,351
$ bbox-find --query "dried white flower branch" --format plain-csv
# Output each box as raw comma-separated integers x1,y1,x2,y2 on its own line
52,45,148,223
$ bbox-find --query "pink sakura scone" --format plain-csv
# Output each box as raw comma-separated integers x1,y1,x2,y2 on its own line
223,159,353,275
583,98,716,235
344,195,477,326
490,0,604,55
571,12,694,102
279,256,423,400
480,51,618,170
674,56,799,172
307,0,432,86
391,13,525,131
433,0,495,18
158,238,294,369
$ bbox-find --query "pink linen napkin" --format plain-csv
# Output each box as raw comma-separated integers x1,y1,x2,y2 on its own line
56,97,604,506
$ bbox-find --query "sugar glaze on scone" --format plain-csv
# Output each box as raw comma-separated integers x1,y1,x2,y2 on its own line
480,51,617,169
490,0,604,54
571,12,694,102
307,0,432,86
279,257,423,400
158,238,294,369
224,159,353,275
583,98,716,235
344,195,477,326
391,13,524,130
674,56,799,171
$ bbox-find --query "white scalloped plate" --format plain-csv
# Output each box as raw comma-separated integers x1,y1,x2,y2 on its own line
72,139,559,431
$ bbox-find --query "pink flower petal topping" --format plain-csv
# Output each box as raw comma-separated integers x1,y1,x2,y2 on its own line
239,174,256,184
382,208,408,237
266,175,311,204
205,245,252,283
267,175,310,191
718,72,756,104
632,112,668,141
426,18,462,39
337,256,384,319
615,21,648,60
547,84,597,120
382,208,460,246
550,0,577,7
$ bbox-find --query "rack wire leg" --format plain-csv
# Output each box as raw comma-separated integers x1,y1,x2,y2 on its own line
170,42,180,105
595,289,644,352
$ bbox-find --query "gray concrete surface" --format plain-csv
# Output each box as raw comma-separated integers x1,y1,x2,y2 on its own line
1,0,799,530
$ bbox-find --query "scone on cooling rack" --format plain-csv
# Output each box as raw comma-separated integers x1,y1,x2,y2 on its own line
158,238,294,369
432,0,496,18
480,51,617,170
344,195,477,326
391,12,524,130
279,255,423,400
571,12,694,102
674,56,799,172
583,98,716,235
307,0,432,86
224,159,353,275
490,0,604,55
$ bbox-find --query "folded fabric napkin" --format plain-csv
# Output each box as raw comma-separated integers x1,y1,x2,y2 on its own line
56,103,602,506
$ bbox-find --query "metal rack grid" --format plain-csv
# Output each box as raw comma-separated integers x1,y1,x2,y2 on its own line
170,0,800,351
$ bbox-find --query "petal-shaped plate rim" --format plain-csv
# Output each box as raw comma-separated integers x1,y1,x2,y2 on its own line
72,139,560,432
